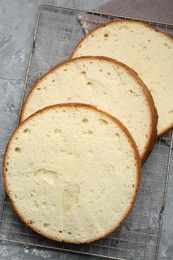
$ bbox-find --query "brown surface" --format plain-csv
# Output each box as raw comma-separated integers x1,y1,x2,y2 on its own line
94,0,173,24
4,103,141,244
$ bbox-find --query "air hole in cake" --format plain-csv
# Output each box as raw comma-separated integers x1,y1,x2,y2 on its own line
80,71,86,76
87,150,93,156
63,68,67,71
120,26,129,31
23,128,30,133
99,69,103,72
30,193,33,197
114,133,120,138
15,147,21,153
59,230,63,233
30,220,35,225
104,33,109,38
37,88,41,90
82,118,88,123
54,128,62,133
52,79,55,82
43,223,50,227
68,232,71,235
67,97,72,101
32,202,39,209
87,82,93,86
88,130,93,135
30,190,35,197
107,72,111,75
99,119,108,125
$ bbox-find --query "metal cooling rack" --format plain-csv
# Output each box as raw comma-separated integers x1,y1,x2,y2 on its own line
0,3,173,260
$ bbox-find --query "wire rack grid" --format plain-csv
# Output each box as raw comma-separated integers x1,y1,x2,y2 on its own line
0,3,173,260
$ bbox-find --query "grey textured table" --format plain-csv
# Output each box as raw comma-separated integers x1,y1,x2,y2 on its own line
0,1,173,259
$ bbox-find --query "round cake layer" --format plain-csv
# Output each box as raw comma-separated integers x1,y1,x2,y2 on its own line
21,57,157,163
4,104,140,244
71,20,173,136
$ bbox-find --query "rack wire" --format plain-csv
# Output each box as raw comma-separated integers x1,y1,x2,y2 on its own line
0,3,173,260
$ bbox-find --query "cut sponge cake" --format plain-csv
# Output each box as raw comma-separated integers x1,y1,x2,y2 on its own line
21,57,157,163
71,20,173,136
4,104,140,243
